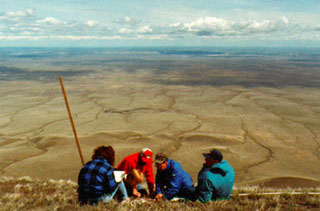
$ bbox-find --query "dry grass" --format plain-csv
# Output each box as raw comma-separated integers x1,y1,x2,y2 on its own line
1,176,320,211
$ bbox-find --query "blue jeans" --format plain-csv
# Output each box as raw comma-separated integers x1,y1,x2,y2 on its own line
97,181,128,204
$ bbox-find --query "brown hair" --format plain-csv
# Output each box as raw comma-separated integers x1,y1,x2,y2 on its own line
155,153,168,164
92,145,115,166
126,169,144,187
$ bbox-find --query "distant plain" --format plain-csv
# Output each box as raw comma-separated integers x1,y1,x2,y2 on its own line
1,47,320,188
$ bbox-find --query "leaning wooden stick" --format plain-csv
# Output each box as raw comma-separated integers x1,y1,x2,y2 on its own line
59,76,85,166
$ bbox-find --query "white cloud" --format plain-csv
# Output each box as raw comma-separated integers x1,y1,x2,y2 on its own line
114,16,139,25
119,28,133,34
184,17,230,31
20,31,34,35
0,7,318,44
136,34,170,40
168,16,291,37
281,16,289,25
36,17,63,25
6,11,26,17
26,9,34,16
0,35,45,41
0,9,34,22
0,35,124,41
85,20,98,27
137,25,153,34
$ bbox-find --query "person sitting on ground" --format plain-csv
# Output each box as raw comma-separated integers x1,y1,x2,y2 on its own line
117,148,155,197
154,152,194,201
124,168,147,197
77,145,128,205
196,149,235,203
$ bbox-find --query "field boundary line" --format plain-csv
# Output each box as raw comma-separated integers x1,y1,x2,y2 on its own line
236,192,320,196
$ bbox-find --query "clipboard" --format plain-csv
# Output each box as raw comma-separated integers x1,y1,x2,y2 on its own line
113,170,126,183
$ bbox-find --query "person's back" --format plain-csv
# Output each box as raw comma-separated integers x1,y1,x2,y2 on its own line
78,156,116,203
198,160,234,202
196,149,235,203
161,159,193,189
78,145,128,205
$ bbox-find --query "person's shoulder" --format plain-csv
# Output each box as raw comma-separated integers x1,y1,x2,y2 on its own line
96,157,113,167
119,152,139,164
199,166,210,174
85,158,111,172
169,159,184,171
83,160,92,166
127,152,140,159
198,167,211,179
92,157,104,164
221,160,235,175
169,159,178,165
167,159,176,167
221,160,229,165
219,160,234,170
171,159,183,167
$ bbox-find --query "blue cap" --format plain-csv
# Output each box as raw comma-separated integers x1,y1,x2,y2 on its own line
203,149,223,162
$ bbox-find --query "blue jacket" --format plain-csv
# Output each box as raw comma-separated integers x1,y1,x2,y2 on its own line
197,160,235,203
156,159,193,200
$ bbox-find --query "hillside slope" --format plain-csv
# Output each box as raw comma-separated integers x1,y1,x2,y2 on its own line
1,176,320,210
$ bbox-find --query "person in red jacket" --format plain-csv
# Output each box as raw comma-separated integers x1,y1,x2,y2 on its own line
117,148,155,197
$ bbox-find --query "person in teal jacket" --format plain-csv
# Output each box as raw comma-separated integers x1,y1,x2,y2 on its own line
196,149,235,203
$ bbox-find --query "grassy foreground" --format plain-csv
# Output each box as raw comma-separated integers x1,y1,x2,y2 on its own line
1,176,320,210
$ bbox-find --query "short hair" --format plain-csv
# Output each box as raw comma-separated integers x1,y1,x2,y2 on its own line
92,145,115,166
155,153,168,164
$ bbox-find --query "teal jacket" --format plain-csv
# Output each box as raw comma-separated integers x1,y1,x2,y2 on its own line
197,160,235,203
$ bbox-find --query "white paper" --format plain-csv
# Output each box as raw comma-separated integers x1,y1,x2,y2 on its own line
113,170,126,183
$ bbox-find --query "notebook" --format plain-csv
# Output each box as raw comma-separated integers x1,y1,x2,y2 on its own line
113,170,126,183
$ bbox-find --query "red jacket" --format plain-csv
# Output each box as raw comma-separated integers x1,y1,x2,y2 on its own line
117,152,154,192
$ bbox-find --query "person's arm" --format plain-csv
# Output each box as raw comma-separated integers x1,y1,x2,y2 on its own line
132,188,141,197
155,173,164,200
144,162,155,194
155,173,164,194
163,166,182,200
197,178,214,203
106,167,118,192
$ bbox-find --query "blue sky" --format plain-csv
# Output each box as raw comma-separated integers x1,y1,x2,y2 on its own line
1,0,319,47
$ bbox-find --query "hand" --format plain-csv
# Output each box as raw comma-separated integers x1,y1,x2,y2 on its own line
154,193,163,201
132,188,141,197
148,186,156,197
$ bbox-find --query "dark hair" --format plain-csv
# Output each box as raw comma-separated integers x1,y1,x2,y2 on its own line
155,153,168,164
92,145,115,166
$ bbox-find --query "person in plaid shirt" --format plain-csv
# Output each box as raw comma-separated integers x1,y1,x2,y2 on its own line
78,145,128,205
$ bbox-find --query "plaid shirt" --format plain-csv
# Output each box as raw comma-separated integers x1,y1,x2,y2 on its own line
78,156,117,201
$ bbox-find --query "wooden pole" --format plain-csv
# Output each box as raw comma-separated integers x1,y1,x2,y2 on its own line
59,76,85,166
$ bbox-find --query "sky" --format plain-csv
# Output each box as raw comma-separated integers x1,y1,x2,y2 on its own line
0,0,320,47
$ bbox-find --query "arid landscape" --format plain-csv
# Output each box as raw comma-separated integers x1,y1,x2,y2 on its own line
1,47,320,189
